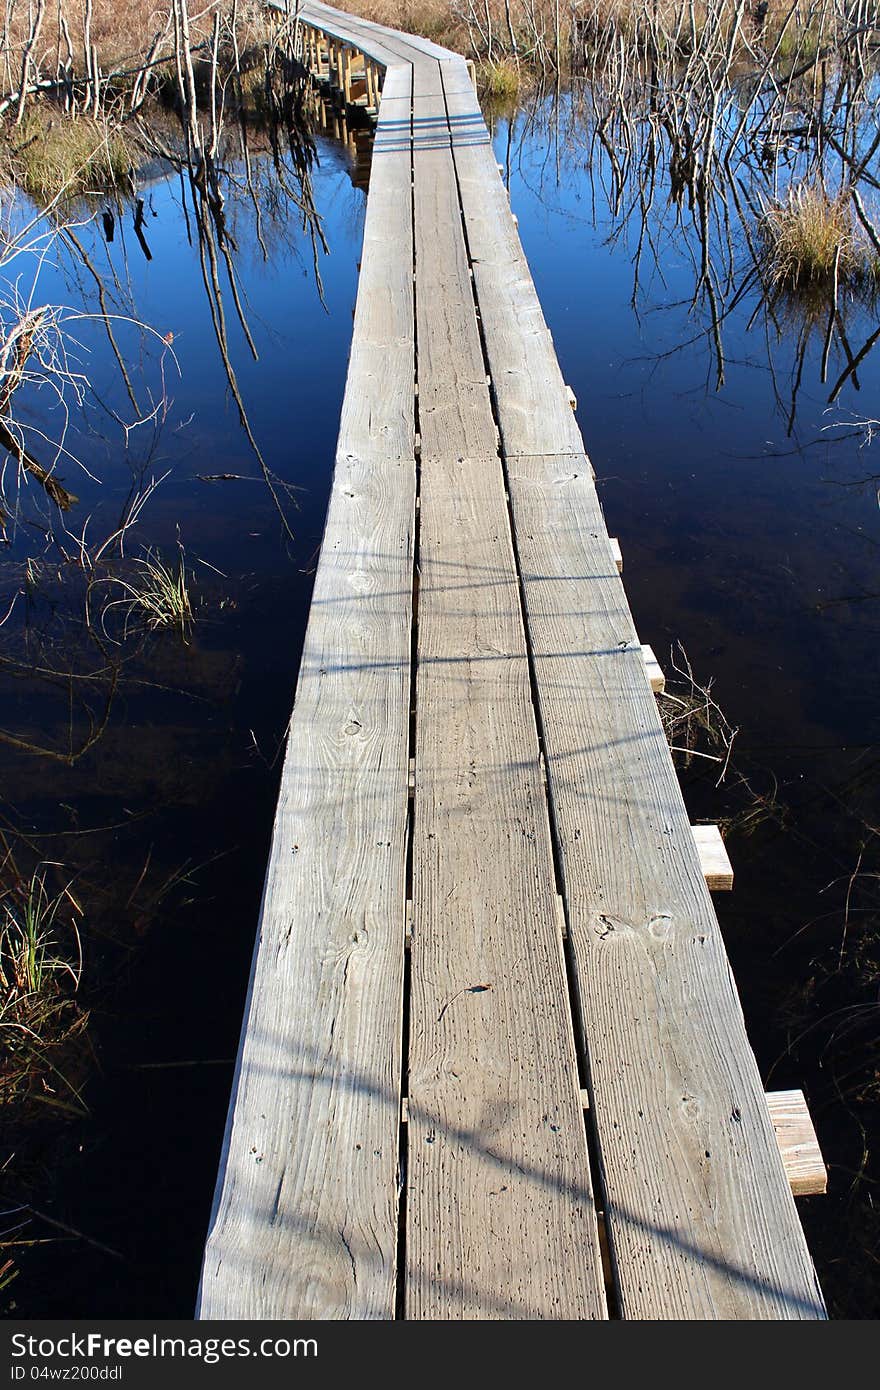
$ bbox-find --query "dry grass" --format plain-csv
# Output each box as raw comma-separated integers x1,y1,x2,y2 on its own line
3,0,242,73
11,107,132,201
313,0,869,74
479,55,521,99
0,869,88,1119
1,1,273,118
761,182,879,288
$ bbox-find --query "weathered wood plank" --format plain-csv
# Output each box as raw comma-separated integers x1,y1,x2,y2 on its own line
336,65,415,461
198,63,416,1322
768,1090,828,1197
693,822,734,892
408,446,606,1319
505,454,826,1318
412,61,497,460
441,64,586,459
406,62,606,1321
641,643,665,694
296,2,406,69
304,0,457,62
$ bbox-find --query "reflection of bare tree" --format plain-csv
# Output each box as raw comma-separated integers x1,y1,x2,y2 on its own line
0,208,179,534
0,0,330,778
131,0,328,541
513,6,880,430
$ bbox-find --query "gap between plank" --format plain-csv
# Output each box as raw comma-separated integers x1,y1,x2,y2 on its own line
394,57,418,1323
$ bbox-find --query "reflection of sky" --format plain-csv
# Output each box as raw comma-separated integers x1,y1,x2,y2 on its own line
5,137,366,575
496,95,880,763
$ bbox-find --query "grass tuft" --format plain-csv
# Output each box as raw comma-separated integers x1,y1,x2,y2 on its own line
0,870,88,1117
10,109,133,203
478,57,521,101
106,548,194,640
760,182,879,290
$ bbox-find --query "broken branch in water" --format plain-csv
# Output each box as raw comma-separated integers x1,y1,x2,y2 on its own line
0,310,78,510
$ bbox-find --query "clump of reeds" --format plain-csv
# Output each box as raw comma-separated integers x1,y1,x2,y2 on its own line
478,56,521,100
0,869,88,1117
760,182,879,290
11,107,132,202
105,548,193,639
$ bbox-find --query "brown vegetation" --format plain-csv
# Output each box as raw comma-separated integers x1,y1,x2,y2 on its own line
761,181,879,288
332,0,880,73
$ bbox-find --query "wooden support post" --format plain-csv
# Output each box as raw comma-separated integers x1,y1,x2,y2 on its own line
336,41,345,95
692,823,734,891
767,1090,827,1196
641,643,665,694
609,537,623,573
343,46,352,105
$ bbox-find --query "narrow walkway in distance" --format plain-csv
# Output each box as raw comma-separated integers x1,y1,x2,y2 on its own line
199,2,826,1321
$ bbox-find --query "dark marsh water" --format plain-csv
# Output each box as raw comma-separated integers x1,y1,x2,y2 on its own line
2,85,878,1319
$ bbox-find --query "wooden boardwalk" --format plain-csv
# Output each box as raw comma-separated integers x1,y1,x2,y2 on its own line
198,3,827,1320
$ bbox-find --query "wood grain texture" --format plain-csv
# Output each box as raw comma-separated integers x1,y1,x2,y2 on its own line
692,823,734,892
412,60,497,461
303,0,457,61
506,454,826,1318
767,1091,827,1197
406,63,605,1321
407,449,606,1319
441,65,586,460
336,65,415,461
198,63,415,1322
